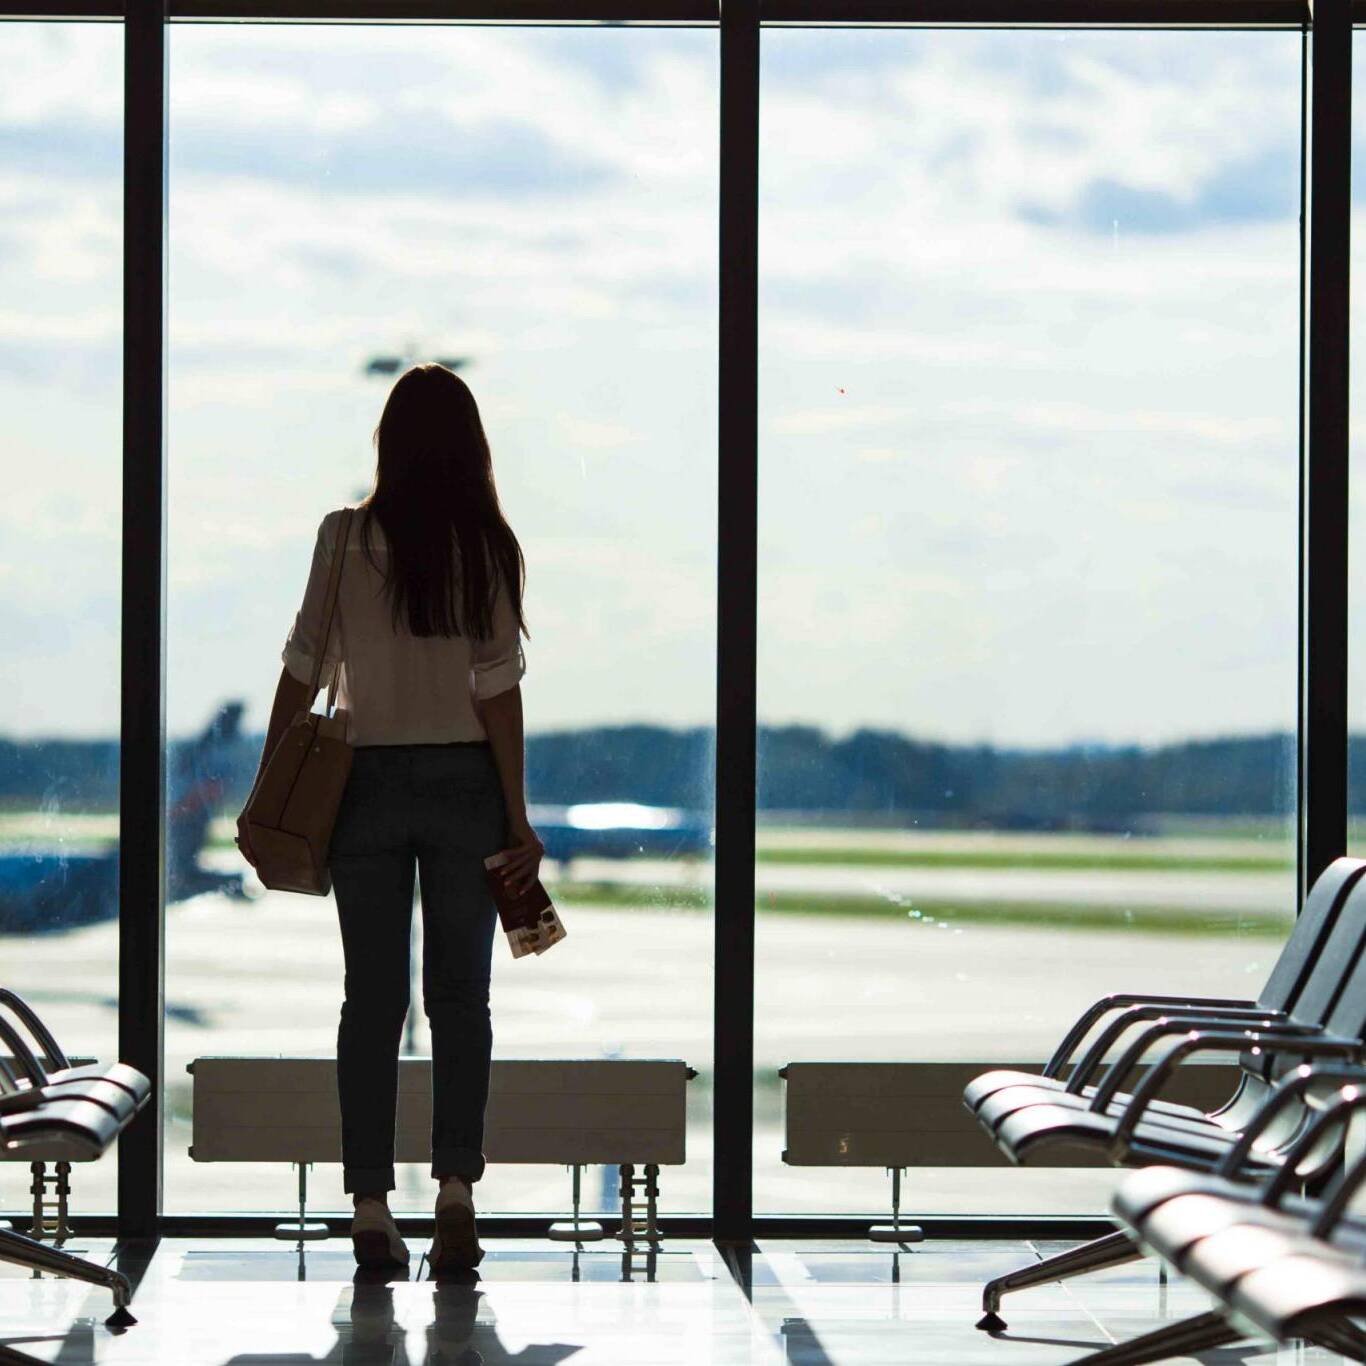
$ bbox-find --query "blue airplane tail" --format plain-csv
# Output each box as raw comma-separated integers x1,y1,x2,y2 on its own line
0,702,249,937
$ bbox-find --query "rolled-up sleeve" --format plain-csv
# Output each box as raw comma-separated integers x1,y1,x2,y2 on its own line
470,570,526,701
281,513,343,688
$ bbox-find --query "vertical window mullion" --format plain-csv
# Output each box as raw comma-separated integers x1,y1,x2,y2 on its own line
713,0,760,1243
119,0,168,1238
1300,0,1351,908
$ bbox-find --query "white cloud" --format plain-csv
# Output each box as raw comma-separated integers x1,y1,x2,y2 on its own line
0,24,120,124
1,23,1321,747
558,416,637,450
771,404,908,436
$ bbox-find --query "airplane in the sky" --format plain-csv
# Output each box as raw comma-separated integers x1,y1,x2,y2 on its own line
0,703,251,937
363,346,469,378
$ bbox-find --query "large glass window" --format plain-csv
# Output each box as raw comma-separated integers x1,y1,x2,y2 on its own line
0,21,122,1216
756,29,1302,1214
165,24,718,1215
1,13,1317,1227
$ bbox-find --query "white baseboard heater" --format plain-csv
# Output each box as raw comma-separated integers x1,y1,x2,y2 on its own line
188,1055,694,1245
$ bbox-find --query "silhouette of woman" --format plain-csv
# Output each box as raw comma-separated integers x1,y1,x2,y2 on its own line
238,363,543,1273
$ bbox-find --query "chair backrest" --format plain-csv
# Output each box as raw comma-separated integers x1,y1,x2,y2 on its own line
1258,857,1366,1015
0,1013,48,1091
0,988,70,1073
1236,868,1366,1085
1286,868,1366,1032
1296,881,1366,1052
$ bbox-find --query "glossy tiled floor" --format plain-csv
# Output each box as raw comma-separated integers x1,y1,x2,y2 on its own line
0,1236,1352,1364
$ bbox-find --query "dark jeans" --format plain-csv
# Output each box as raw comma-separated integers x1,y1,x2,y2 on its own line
328,740,506,1195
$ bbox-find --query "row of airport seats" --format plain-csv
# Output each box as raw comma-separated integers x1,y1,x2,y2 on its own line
962,853,1366,1364
0,987,147,1329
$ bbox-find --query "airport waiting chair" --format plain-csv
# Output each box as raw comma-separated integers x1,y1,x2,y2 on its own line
981,874,1366,1164
0,987,150,1109
0,990,151,1241
0,1104,138,1330
964,855,1366,1125
973,858,1366,1144
0,1017,131,1151
966,864,1366,1330
1074,1072,1366,1365
0,993,145,1330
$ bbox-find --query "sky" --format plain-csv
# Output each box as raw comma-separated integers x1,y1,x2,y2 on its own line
1,20,1354,749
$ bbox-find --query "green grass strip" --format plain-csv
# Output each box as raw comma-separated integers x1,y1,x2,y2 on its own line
754,847,1292,874
545,880,1291,938
200,834,1292,873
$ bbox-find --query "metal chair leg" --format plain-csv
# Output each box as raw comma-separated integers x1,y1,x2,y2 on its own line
978,1230,1141,1331
0,1225,136,1328
1064,1310,1242,1366
25,1161,74,1242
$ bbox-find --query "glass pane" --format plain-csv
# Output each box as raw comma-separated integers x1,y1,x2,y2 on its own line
0,22,122,1217
166,25,717,1215
757,29,1301,1215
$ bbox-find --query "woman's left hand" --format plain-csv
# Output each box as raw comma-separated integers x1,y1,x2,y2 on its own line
499,817,545,896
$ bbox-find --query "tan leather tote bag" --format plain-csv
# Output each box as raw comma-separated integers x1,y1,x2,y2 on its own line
240,508,355,895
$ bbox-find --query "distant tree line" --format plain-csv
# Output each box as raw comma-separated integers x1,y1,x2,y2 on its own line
0,723,1317,831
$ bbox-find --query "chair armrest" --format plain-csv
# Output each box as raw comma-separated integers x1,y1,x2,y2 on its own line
1042,993,1258,1078
1087,1016,1322,1120
1110,1031,1363,1148
0,1087,44,1116
1213,1064,1366,1181
0,989,70,1073
1088,1017,1323,1114
1311,1099,1366,1236
1065,1004,1290,1093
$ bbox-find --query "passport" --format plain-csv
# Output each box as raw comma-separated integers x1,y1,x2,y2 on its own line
482,850,567,958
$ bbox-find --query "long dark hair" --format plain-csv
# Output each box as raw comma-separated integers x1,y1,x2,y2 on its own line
359,364,527,642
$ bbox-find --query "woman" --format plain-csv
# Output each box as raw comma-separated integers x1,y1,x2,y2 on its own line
238,364,544,1274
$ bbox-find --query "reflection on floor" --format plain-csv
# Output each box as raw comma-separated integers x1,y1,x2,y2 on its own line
0,1236,1350,1364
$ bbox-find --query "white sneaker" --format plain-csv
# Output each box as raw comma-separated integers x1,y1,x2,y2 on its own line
429,1180,484,1273
351,1197,410,1270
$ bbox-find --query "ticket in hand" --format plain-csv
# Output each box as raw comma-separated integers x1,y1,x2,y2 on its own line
482,850,568,959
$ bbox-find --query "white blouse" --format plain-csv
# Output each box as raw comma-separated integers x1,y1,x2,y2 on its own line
281,507,527,746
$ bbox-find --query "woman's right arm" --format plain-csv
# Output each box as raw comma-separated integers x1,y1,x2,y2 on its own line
476,683,543,894
470,571,541,892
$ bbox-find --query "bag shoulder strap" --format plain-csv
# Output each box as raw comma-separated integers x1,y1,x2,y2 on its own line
309,507,355,705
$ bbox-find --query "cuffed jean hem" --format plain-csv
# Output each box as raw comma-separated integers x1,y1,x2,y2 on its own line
343,1166,396,1195
432,1146,486,1184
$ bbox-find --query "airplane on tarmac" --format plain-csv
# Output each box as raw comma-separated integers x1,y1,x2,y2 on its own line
529,801,712,871
0,703,251,937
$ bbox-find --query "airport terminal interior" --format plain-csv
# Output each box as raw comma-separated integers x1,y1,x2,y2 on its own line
10,0,1366,1362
